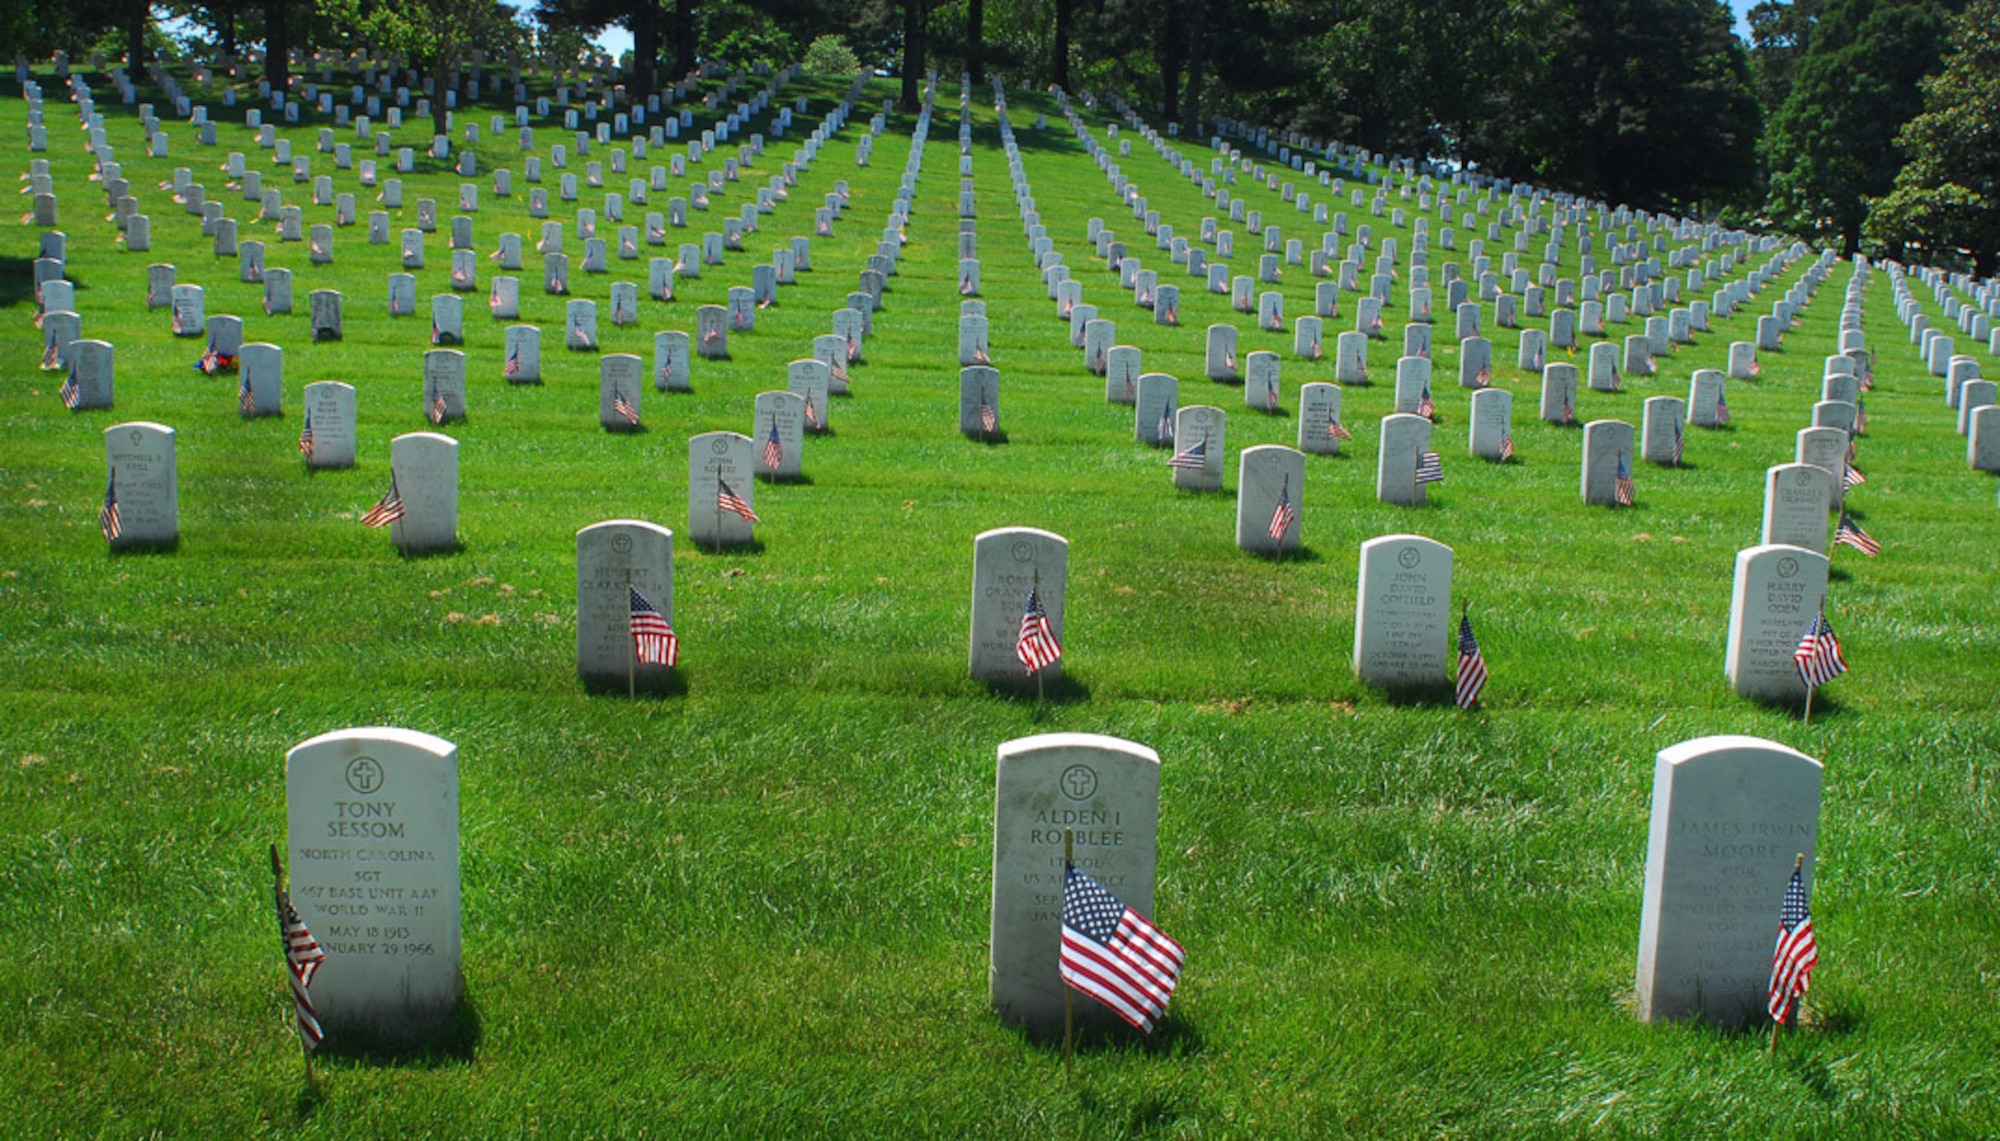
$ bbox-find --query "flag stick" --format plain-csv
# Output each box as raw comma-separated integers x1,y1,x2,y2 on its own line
626,567,636,700
1770,853,1805,1054
271,844,317,1091
1803,684,1814,726
1063,827,1074,1082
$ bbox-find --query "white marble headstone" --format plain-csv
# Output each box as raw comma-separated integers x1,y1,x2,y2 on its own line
1353,533,1452,688
285,727,463,1037
575,520,675,685
1724,544,1829,703
970,527,1067,686
104,422,177,546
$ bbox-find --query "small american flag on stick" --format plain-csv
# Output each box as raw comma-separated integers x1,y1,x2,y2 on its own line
1793,609,1848,689
1614,454,1635,506
298,411,315,458
1767,859,1817,1025
629,587,679,666
1833,512,1880,557
272,848,327,1054
717,477,760,522
360,475,404,527
98,469,122,540
1267,478,1295,542
1455,611,1487,710
763,422,783,471
1015,586,1061,674
612,388,640,426
1060,862,1182,1034
1415,451,1444,485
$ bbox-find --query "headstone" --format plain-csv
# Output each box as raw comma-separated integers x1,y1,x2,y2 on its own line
1641,397,1687,466
575,521,677,687
640,330,686,392
696,305,728,358
103,422,178,547
988,732,1159,1036
1796,428,1848,512
1760,464,1834,554
960,366,1001,438
1171,406,1226,492
688,431,757,547
238,342,283,416
300,381,357,468
1298,382,1348,456
284,727,463,1037
753,391,807,480
1376,412,1435,505
1634,736,1822,1026
312,289,344,341
422,350,467,425
969,527,1068,686
1581,420,1635,506
382,433,459,554
1236,445,1304,554
1687,370,1726,428
1353,533,1452,688
63,339,115,410
1724,544,1830,703
1468,388,1512,461
1244,351,1282,412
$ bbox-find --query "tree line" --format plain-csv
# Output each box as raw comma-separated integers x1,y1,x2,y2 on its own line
5,0,1993,272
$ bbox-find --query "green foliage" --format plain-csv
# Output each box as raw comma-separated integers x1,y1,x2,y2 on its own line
700,0,797,68
1863,0,2000,272
1747,0,1821,111
802,32,862,75
1762,0,1958,252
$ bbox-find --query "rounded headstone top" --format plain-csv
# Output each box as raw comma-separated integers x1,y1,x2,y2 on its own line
287,725,456,761
997,732,1159,767
1657,734,1821,770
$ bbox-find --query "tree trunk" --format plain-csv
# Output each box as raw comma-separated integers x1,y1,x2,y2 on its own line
220,6,238,59
1052,0,1071,88
264,0,289,92
126,0,148,67
966,0,983,84
633,0,660,96
901,0,925,110
674,0,696,80
1178,0,1204,130
1156,17,1183,122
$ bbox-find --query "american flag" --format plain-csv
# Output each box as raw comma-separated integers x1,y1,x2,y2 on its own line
1854,400,1866,434
980,398,997,434
1561,387,1575,424
451,267,471,288
717,477,760,522
960,275,975,296
1265,379,1279,412
360,474,404,527
1415,451,1444,484
171,307,188,335
198,343,222,374
428,386,448,425
1168,436,1207,471
1716,391,1730,424
1157,403,1174,443
1834,512,1880,557
430,317,444,345
1417,384,1435,419
1267,478,1295,542
612,388,640,425
1843,464,1866,490
1328,411,1353,442
1060,862,1183,1034
1162,303,1177,325
58,363,81,409
1308,337,1321,360
1672,419,1685,466
239,368,257,417
1499,433,1515,462
41,329,60,370
1015,586,1062,674
1455,613,1487,710
298,410,315,458
1793,609,1848,688
629,586,679,666
1767,863,1818,1024
803,398,822,430
1528,347,1544,370
504,344,523,378
275,880,327,1052
1614,454,1635,506
762,421,783,470
98,469,121,540
1476,366,1492,388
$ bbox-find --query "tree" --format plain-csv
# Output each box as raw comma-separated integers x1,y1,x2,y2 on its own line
1865,0,2000,272
1508,0,1762,212
1747,0,1820,111
1763,0,1958,253
900,0,925,108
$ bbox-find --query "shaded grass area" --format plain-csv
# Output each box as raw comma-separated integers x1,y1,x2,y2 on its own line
2,69,1998,1138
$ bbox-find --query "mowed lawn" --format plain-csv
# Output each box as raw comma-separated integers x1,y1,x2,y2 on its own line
2,66,1997,1138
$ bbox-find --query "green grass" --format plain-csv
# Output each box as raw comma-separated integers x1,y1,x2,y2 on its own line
3,66,1999,1138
